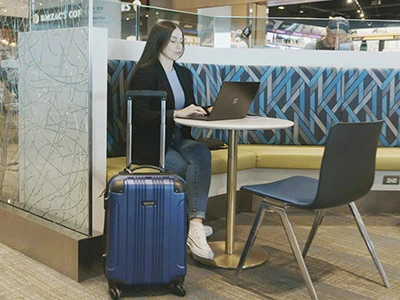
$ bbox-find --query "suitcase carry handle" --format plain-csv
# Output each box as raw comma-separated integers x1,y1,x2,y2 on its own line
124,164,165,174
125,90,168,169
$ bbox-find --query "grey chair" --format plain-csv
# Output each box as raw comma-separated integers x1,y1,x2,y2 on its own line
234,121,389,300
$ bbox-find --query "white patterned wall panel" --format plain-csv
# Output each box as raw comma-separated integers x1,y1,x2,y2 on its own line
18,27,90,233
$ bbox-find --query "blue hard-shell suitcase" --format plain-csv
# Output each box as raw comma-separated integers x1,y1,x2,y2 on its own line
103,91,187,299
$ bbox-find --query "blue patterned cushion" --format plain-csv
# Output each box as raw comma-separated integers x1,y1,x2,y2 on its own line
221,65,345,146
341,68,400,146
107,60,400,157
107,60,136,157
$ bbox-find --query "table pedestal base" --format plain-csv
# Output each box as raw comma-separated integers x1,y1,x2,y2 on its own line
192,241,269,269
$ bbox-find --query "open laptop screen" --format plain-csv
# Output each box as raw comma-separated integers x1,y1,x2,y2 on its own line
185,81,260,121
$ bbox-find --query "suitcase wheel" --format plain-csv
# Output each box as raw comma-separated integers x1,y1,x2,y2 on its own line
169,283,187,297
109,287,122,300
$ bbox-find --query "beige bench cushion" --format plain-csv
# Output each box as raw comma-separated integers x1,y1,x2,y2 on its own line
107,145,400,181
376,147,400,170
106,148,257,181
239,145,323,169
238,145,400,171
210,148,256,175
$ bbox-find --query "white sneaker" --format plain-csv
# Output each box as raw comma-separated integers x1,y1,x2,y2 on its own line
187,222,214,260
203,225,213,237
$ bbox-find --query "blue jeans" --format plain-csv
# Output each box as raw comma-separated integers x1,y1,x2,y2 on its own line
165,126,211,219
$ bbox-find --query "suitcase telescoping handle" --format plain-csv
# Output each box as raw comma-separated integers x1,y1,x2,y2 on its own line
125,90,168,169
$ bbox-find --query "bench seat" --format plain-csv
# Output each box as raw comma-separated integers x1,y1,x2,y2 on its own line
238,145,400,171
106,145,400,193
238,145,324,169
106,148,257,181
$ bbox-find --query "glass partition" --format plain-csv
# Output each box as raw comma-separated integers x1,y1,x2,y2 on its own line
121,4,215,46
214,16,250,48
116,4,400,52
0,0,93,235
263,17,400,51
0,13,24,212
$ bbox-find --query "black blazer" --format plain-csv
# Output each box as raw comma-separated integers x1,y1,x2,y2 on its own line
128,60,196,165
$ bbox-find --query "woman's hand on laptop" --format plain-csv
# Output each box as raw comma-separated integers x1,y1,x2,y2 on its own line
174,104,208,118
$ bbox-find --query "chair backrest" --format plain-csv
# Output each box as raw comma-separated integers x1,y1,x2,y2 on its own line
312,121,383,209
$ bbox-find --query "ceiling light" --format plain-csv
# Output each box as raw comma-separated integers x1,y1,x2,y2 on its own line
299,10,304,14
278,6,285,10
328,16,333,19
360,13,364,17
357,9,360,13
347,0,352,3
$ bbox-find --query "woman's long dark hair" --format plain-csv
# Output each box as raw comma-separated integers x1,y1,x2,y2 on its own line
135,21,185,71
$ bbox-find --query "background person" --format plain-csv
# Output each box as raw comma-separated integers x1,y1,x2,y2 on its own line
231,25,251,48
128,21,214,260
305,17,354,50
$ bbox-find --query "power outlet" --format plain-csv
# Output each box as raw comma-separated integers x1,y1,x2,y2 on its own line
382,176,400,185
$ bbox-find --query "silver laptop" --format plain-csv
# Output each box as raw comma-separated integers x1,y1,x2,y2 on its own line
185,81,260,121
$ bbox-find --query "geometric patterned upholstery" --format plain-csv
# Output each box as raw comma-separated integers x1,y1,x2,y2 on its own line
222,65,344,145
222,65,400,147
341,68,400,146
107,60,400,157
107,60,136,157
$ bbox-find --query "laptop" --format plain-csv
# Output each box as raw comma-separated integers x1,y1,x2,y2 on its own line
184,81,260,121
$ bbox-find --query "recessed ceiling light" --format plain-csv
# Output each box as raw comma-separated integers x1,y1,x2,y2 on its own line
299,10,304,14
347,0,352,3
278,6,285,10
360,13,364,17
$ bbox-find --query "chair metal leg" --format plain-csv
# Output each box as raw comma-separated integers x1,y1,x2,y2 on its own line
348,202,390,288
302,210,326,258
232,202,267,285
274,206,318,300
